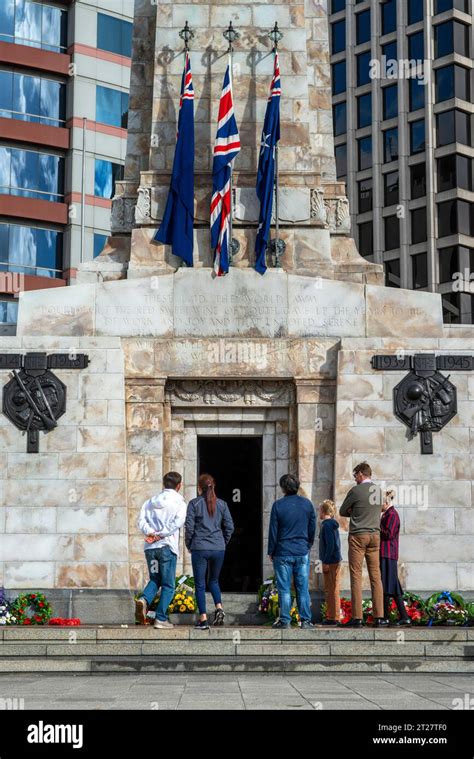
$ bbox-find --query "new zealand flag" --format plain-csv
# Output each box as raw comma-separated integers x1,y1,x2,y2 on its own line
210,60,241,276
255,53,281,275
153,52,194,267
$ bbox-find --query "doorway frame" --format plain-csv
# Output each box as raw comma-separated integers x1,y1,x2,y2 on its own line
163,379,296,582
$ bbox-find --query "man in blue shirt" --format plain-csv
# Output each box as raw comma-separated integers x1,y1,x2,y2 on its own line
267,474,316,629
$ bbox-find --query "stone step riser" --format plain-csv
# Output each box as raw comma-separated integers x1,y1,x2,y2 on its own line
1,658,473,674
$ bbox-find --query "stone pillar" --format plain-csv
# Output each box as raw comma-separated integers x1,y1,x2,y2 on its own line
125,377,166,589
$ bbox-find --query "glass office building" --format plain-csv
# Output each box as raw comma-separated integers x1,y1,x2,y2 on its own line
0,0,133,333
330,0,474,323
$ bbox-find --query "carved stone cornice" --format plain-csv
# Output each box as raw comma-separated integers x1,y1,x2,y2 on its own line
165,380,295,407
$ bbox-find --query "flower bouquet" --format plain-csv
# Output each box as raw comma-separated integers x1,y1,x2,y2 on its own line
168,576,197,615
49,618,81,626
426,591,467,626
387,592,428,625
321,597,352,624
0,588,16,626
258,578,300,626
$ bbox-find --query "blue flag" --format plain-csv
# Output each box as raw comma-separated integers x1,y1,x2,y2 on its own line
154,53,194,267
255,53,281,275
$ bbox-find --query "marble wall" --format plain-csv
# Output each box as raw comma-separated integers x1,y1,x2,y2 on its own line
335,337,474,593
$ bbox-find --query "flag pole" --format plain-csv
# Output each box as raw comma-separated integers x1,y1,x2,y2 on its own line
268,22,285,268
223,21,240,265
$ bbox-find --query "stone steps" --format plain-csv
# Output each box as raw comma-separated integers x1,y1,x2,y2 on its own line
1,626,472,673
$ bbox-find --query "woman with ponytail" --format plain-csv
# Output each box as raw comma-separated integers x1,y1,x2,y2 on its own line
185,474,234,629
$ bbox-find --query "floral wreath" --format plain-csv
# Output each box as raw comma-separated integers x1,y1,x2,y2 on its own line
11,593,52,625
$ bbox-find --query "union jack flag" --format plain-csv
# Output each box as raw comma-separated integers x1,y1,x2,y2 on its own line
210,60,241,276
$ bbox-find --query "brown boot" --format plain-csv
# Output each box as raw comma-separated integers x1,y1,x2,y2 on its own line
135,598,147,625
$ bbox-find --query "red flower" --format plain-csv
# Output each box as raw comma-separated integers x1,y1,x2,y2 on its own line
39,602,44,608
23,619,31,625
30,595,36,599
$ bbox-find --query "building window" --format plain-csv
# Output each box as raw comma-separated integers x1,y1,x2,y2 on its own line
0,70,66,127
331,0,346,12
408,31,424,61
437,154,472,192
381,0,397,35
331,61,346,95
0,222,62,278
409,79,425,111
358,221,373,256
385,216,400,250
356,10,371,44
358,136,372,170
439,246,459,284
435,0,469,12
382,40,397,64
97,13,133,58
358,178,373,213
356,51,371,86
0,146,64,201
385,258,401,287
436,109,471,147
0,0,67,53
412,253,428,288
383,84,398,120
93,233,108,258
335,143,347,178
357,93,372,128
410,119,425,154
94,159,124,200
438,199,474,237
442,292,461,323
333,102,347,136
408,0,424,24
435,65,470,103
96,85,129,128
384,128,398,162
0,298,18,326
434,21,470,59
411,208,427,243
410,162,426,198
331,19,346,53
384,170,399,206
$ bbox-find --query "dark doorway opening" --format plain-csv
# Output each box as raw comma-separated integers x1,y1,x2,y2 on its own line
197,436,263,593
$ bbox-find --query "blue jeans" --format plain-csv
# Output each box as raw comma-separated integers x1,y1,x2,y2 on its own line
273,554,312,625
141,546,177,622
191,550,226,615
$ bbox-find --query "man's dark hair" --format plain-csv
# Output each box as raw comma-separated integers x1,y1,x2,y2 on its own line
163,471,182,490
280,474,300,496
353,461,372,478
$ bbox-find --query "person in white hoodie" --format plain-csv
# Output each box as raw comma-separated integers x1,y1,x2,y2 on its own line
135,471,187,629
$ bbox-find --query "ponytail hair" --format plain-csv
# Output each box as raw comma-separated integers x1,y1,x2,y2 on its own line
198,473,217,517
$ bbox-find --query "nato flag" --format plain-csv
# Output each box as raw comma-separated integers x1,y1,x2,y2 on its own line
153,53,194,267
255,53,281,275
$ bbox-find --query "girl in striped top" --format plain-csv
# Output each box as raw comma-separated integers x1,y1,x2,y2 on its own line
380,490,410,626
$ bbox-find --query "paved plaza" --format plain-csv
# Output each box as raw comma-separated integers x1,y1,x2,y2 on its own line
0,673,472,711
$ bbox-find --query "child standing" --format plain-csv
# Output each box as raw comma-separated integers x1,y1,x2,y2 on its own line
319,500,342,626
380,489,410,626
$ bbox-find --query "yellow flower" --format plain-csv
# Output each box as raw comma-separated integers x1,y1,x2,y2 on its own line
179,605,186,612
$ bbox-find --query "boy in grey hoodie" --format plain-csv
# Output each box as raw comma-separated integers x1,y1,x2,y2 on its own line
135,471,187,629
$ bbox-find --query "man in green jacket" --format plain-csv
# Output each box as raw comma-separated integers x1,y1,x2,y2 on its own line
339,461,388,627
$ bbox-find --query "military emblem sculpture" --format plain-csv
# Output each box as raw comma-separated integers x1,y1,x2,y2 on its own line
1,353,89,453
371,353,474,454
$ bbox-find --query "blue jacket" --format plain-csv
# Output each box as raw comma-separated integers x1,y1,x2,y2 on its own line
185,496,234,552
267,495,316,558
319,518,342,564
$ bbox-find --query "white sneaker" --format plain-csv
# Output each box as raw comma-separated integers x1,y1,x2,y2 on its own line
153,619,174,629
